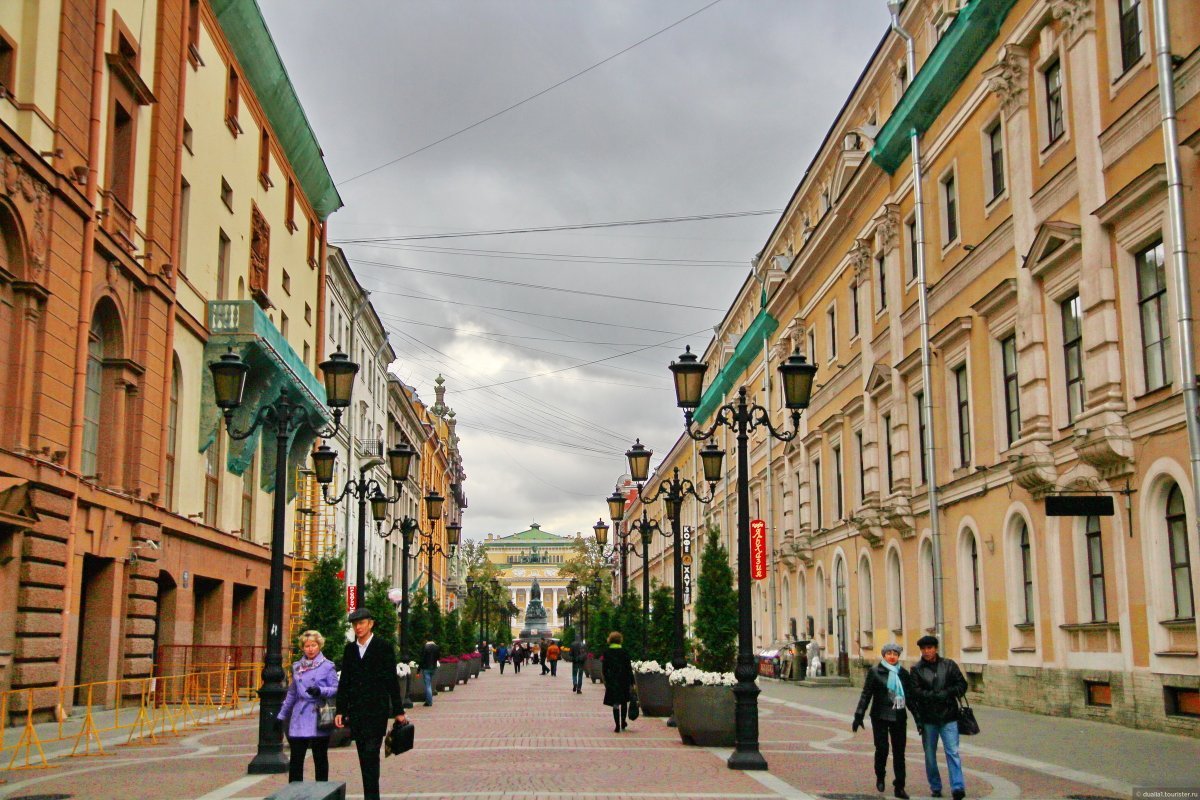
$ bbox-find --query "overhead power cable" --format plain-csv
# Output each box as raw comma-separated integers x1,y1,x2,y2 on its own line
350,257,723,312
333,208,782,243
351,241,746,267
336,0,725,186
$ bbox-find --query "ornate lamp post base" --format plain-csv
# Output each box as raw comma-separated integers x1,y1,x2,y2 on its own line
247,679,288,774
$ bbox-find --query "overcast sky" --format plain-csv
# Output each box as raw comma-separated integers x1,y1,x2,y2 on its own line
258,0,888,542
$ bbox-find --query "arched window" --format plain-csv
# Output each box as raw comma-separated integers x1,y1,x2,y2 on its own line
834,558,848,656
859,555,874,634
919,539,935,631
887,548,903,632
165,359,181,510
782,575,791,631
1018,520,1033,624
968,533,981,626
82,302,122,480
1166,483,1194,619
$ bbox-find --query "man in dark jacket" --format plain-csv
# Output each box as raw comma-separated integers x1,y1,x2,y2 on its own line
853,642,913,799
335,608,404,800
419,638,440,706
570,637,585,693
909,635,968,800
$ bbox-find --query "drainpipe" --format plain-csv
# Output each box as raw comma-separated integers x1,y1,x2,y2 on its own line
60,0,108,695
889,2,945,646
1151,0,1200,528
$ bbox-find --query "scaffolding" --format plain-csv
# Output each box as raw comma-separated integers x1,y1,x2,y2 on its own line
287,468,338,658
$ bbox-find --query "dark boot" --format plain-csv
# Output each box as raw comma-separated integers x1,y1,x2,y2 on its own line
894,788,909,799
876,779,885,792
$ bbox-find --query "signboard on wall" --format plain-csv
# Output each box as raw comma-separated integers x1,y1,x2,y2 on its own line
750,519,768,581
347,585,357,612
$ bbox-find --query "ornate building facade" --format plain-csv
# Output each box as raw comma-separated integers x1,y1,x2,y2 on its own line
482,524,580,636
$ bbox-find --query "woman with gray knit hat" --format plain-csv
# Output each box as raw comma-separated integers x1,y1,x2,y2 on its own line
852,642,914,799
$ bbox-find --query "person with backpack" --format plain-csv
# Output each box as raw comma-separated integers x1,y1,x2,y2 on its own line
910,635,968,800
497,643,509,674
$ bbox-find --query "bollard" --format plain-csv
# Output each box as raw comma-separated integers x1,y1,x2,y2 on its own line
266,780,346,799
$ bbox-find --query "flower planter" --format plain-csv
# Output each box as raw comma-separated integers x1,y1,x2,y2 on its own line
634,672,672,717
434,662,458,692
586,655,604,684
457,659,470,684
672,684,736,747
470,657,481,678
396,673,409,703
409,671,429,701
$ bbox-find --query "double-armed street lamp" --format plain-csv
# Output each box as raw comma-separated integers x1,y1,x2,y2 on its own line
668,344,817,771
413,492,460,624
593,511,659,656
379,488,449,665
466,576,500,667
566,575,601,643
623,440,724,673
208,346,358,774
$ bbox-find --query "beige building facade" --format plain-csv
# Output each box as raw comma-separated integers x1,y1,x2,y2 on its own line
630,0,1200,734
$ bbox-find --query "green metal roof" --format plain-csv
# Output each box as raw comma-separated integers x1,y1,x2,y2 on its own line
694,309,779,425
491,524,573,543
870,0,1017,174
210,0,343,220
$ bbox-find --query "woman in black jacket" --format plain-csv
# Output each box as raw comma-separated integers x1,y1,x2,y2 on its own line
600,631,635,733
852,642,914,799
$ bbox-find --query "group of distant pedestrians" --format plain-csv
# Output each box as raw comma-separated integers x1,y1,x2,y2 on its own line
852,635,969,800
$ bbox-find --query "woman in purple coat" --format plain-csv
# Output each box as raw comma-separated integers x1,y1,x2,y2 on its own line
277,630,339,783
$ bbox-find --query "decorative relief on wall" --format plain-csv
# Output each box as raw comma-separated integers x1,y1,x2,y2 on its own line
0,152,51,273
984,44,1030,117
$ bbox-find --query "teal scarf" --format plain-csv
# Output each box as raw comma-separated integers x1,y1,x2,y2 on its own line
880,659,904,701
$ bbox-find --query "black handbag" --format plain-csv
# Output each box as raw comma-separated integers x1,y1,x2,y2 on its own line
957,695,980,736
385,720,414,757
628,687,640,721
316,700,336,732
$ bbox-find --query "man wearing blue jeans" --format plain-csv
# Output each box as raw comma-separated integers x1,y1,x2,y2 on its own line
570,637,586,694
419,639,440,706
910,635,968,799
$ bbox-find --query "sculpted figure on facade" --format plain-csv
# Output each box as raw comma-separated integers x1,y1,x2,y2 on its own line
1048,0,1095,44
984,44,1031,118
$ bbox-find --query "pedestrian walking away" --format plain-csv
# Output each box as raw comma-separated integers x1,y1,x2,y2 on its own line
419,638,440,706
547,639,561,677
277,630,338,784
570,636,586,693
910,635,969,800
853,642,913,799
512,643,524,673
497,643,509,674
336,608,405,800
601,631,635,732
537,640,547,673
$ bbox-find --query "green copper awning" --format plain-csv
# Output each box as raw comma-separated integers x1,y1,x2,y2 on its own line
694,309,779,425
210,0,343,220
201,301,331,497
870,0,1017,174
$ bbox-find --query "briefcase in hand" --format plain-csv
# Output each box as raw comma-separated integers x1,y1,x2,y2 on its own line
384,720,414,757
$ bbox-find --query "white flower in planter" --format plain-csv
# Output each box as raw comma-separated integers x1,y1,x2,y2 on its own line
633,660,666,674
396,661,417,678
668,666,737,687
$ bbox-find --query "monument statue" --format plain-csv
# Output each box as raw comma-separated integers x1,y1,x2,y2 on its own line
519,577,550,640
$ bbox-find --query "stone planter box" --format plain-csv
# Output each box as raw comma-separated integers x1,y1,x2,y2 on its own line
634,672,672,717
672,684,735,747
586,655,604,683
470,658,481,678
457,659,470,684
435,662,458,692
409,671,430,701
397,673,409,703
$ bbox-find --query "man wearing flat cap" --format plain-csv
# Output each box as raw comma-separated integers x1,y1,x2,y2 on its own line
336,607,404,800
910,635,968,800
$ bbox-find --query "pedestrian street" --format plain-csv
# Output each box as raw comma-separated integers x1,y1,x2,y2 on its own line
2,660,1184,800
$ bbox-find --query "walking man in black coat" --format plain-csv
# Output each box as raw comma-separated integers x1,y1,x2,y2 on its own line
335,608,404,800
910,635,968,800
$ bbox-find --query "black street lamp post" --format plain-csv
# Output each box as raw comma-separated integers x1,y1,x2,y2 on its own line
669,344,817,771
379,505,425,708
208,347,358,775
593,512,658,656
623,441,723,673
414,493,459,624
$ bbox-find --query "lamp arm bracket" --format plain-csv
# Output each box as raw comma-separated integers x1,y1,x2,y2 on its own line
748,403,800,442
323,481,355,506
684,406,732,442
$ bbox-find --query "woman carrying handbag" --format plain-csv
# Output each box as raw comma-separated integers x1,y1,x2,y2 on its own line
278,630,339,783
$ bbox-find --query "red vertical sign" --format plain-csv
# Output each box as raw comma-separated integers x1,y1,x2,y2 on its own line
750,519,768,581
347,585,357,612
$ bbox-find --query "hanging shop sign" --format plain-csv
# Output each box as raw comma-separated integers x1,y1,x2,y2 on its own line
751,519,768,581
682,525,694,605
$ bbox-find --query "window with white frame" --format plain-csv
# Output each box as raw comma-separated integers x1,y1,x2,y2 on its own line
906,216,918,282
1166,482,1194,619
986,120,1005,201
1044,58,1065,144
807,328,817,364
941,171,959,245
914,391,928,484
1002,335,1021,447
827,304,837,360
855,430,865,507
851,283,860,337
1018,518,1034,624
1136,239,1171,391
832,444,843,521
1085,515,1107,622
813,457,823,530
954,364,971,466
887,548,903,632
876,254,888,311
1118,0,1143,73
859,556,874,632
883,413,894,493
968,532,981,626
1061,293,1085,422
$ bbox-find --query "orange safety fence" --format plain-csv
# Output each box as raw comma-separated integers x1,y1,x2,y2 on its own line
0,665,261,773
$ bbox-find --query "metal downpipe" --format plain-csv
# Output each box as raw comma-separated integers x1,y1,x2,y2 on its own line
1151,0,1200,531
891,8,945,645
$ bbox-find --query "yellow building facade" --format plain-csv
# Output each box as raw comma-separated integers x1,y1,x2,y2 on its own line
631,0,1200,734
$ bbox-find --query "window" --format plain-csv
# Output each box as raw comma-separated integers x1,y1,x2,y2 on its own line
108,101,135,207
204,438,220,526
182,120,194,153
1165,686,1200,718
987,122,1005,200
225,67,241,134
1119,0,1142,72
813,458,823,530
850,283,860,336
307,217,318,267
827,306,837,360
897,63,908,95
285,179,297,232
0,28,16,92
907,217,918,282
807,329,816,363
915,391,928,484
240,455,255,541
258,129,272,187
220,177,233,211
165,362,180,510
282,270,291,295
1045,59,1064,144
833,445,843,521
1086,681,1113,707
1018,520,1033,624
955,365,971,466
855,430,865,506
178,179,191,275
876,254,887,311
969,535,981,626
280,311,288,341
1166,483,1194,619
1136,239,1171,391
1085,516,1107,622
304,303,312,324
887,550,903,631
1002,335,1020,447
187,0,201,56
1061,294,1085,421
82,328,104,478
303,341,311,369
942,173,958,245
884,413,894,493
217,230,230,300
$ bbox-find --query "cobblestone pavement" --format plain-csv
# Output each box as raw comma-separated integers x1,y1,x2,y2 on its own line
0,664,1189,799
